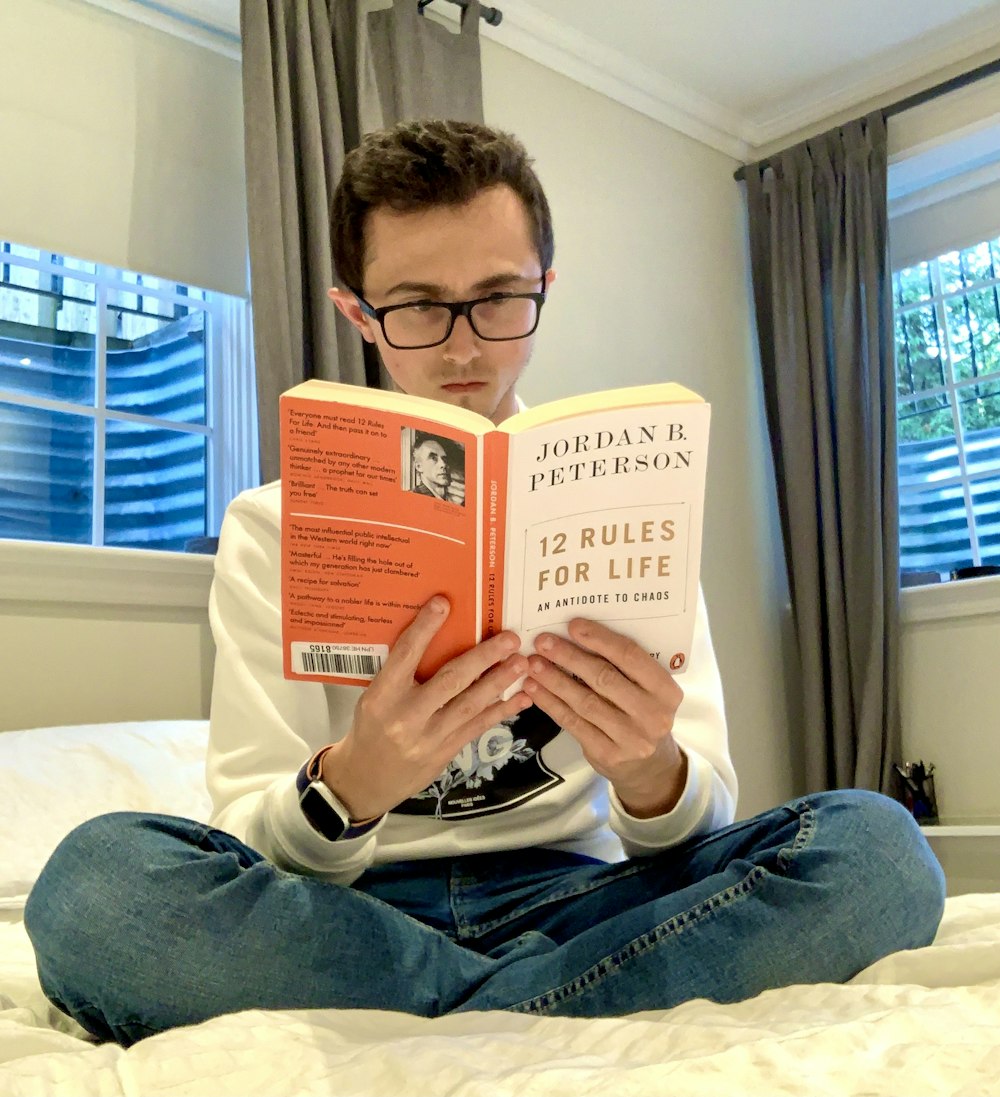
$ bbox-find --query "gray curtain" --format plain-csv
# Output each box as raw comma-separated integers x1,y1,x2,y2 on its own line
364,0,484,131
241,0,486,483
743,112,901,796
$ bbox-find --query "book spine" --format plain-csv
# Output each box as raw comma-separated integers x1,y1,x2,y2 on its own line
481,431,509,640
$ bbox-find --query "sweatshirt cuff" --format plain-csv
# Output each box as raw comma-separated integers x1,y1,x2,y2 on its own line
608,747,718,855
249,772,385,886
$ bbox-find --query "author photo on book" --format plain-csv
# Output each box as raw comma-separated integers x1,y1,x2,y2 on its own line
405,429,466,507
25,118,945,1047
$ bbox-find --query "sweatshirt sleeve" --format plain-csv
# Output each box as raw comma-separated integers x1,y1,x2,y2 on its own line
205,486,378,886
607,586,738,856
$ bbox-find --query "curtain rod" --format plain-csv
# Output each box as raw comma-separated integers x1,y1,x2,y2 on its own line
733,53,1000,181
418,0,503,27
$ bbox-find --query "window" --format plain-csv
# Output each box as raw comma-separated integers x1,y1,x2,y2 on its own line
0,241,257,551
893,235,1000,578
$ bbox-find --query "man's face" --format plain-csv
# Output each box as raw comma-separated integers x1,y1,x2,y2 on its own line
413,440,450,493
329,184,555,425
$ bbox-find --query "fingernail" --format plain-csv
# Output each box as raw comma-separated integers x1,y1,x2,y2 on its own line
429,596,448,614
536,634,554,652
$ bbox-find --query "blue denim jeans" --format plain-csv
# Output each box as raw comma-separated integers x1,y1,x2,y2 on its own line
25,789,945,1047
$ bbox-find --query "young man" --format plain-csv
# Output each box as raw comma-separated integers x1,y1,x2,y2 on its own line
25,120,945,1047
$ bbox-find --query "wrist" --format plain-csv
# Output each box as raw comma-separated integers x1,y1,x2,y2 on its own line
315,742,383,824
296,746,383,842
615,745,688,819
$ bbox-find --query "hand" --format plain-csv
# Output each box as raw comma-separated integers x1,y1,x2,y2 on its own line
523,619,687,818
320,596,530,820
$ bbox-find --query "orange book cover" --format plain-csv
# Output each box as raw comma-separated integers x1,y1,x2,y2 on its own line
280,380,710,687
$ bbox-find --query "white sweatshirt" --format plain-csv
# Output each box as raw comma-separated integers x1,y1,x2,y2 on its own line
207,480,738,886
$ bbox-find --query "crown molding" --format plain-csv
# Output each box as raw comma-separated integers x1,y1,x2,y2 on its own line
479,1,750,161
78,0,751,160
745,13,1000,151
77,0,240,59
73,0,1000,166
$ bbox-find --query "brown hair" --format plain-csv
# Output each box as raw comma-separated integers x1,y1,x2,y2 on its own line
331,119,554,293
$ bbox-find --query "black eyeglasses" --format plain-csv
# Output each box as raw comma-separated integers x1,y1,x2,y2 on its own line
354,282,547,350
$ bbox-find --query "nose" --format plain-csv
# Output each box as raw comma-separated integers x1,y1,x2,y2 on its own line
442,313,481,365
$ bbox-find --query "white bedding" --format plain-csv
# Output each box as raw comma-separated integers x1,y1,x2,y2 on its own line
2,721,999,1097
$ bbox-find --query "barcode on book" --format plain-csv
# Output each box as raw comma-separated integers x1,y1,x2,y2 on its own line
291,642,389,679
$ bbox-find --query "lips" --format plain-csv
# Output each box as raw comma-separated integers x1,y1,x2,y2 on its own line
441,381,487,392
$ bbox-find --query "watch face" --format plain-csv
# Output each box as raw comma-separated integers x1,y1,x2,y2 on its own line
300,783,347,840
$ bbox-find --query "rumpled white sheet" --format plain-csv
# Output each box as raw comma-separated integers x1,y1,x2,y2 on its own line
2,892,999,1097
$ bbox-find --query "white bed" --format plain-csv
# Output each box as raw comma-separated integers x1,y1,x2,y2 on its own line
2,720,999,1097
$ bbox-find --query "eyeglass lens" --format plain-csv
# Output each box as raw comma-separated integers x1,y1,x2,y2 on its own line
384,296,539,348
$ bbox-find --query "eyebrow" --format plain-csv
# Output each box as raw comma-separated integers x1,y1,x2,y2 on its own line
383,272,540,299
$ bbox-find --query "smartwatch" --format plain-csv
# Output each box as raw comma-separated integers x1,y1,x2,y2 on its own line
295,748,382,841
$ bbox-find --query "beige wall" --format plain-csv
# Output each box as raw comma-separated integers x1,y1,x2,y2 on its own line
0,0,246,296
890,76,1000,835
0,20,797,818
18,8,997,841
900,589,1000,823
481,42,799,818
0,606,212,732
0,543,214,733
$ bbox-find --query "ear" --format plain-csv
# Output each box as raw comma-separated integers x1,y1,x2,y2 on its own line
543,269,557,291
327,287,377,344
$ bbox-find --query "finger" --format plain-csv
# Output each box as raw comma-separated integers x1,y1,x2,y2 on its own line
539,622,682,710
440,686,533,760
525,652,626,742
521,675,615,766
568,619,670,692
412,630,524,725
435,652,529,735
381,595,453,684
532,631,646,718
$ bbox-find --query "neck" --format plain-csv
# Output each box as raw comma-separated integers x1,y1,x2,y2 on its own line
491,390,518,426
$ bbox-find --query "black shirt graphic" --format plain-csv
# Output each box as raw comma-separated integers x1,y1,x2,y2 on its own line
393,706,563,819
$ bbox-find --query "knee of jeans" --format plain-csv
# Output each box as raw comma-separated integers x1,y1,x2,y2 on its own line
25,812,155,956
813,789,946,952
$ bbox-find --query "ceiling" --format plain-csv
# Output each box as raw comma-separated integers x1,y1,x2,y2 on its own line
123,0,1000,160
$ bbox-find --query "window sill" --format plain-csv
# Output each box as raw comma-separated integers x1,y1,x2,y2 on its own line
920,820,1000,837
0,539,214,610
901,574,1000,625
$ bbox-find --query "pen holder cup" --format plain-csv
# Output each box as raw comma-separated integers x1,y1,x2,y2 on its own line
902,774,939,826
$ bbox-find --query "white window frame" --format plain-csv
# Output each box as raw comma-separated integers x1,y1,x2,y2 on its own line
0,244,257,550
893,248,1000,573
889,121,1000,618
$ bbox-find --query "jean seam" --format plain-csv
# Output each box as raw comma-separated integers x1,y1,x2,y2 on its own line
456,802,815,938
506,800,816,1015
506,862,770,1015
